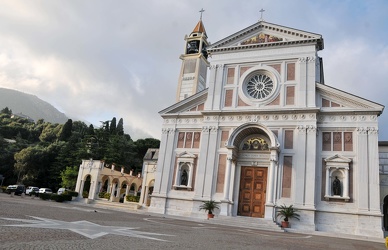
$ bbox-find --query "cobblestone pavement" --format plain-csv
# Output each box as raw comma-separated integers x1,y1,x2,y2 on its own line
0,193,385,250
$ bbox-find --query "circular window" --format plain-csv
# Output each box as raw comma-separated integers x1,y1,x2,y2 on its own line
246,74,274,99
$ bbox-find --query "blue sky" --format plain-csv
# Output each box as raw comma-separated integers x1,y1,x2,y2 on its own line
0,0,387,140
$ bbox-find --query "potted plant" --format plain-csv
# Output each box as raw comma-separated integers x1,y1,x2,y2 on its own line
276,204,300,228
199,200,219,219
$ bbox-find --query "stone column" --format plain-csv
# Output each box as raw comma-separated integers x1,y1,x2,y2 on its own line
222,156,232,201
78,180,84,198
264,150,277,220
325,166,330,197
109,183,114,201
343,167,350,198
89,181,97,200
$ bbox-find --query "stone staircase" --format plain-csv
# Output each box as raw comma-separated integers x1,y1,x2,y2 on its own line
87,199,141,211
204,216,283,232
81,199,283,232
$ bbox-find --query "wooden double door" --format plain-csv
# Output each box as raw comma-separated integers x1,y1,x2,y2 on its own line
238,166,267,218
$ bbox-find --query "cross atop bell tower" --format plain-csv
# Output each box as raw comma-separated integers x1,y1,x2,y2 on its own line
176,9,210,102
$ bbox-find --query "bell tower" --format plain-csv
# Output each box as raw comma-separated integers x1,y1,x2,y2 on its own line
176,9,210,102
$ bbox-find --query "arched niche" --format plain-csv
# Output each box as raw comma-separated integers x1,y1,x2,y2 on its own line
173,151,197,190
324,154,351,201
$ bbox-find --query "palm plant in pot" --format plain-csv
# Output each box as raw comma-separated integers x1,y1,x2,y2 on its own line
276,204,300,228
199,200,220,219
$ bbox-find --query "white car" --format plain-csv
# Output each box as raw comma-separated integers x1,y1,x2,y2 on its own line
25,186,39,195
57,188,68,195
38,188,52,194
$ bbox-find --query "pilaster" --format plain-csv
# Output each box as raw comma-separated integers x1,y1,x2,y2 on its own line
194,126,211,198
304,125,317,208
294,125,306,206
367,127,381,213
356,127,369,211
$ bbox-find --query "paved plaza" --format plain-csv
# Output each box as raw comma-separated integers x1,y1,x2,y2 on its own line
0,193,385,250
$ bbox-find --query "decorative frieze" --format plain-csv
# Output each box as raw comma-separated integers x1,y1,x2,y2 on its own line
318,115,377,122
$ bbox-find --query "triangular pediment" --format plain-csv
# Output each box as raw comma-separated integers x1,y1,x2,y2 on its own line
159,89,208,116
208,21,323,52
177,151,197,159
316,83,384,112
324,154,352,163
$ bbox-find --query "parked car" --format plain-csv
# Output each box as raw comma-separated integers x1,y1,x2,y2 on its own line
25,186,39,195
57,188,68,195
38,188,52,194
6,185,25,195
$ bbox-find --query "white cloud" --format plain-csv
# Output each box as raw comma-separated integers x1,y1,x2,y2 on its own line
0,0,387,140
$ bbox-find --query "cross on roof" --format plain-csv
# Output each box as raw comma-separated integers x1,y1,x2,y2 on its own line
199,8,205,20
259,8,265,21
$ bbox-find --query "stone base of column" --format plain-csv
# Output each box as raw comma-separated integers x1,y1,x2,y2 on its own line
264,204,275,220
219,200,232,216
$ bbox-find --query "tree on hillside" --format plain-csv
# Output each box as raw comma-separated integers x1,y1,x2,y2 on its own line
116,118,124,136
110,117,117,134
1,107,12,115
59,119,73,141
60,166,79,190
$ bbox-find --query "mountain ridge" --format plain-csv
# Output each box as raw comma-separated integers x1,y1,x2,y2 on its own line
0,87,68,124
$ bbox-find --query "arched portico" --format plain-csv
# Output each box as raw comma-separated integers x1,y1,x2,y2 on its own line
223,123,279,219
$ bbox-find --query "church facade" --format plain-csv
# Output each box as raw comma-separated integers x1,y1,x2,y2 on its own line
148,18,384,238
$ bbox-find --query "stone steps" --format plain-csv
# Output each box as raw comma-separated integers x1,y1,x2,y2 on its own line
88,199,141,210
204,216,283,232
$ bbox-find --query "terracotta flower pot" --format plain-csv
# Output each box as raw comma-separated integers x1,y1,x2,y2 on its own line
207,213,214,219
281,221,289,228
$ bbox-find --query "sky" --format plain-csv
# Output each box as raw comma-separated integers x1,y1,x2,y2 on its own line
0,0,387,140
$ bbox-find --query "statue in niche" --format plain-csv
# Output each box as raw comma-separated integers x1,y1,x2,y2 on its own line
181,170,188,186
332,176,341,196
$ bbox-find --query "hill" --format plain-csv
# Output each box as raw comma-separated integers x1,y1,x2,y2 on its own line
0,88,68,124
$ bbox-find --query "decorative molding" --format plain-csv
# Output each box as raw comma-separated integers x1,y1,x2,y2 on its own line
356,127,368,135
298,56,316,62
297,125,305,132
210,64,224,69
306,125,316,133
368,127,378,135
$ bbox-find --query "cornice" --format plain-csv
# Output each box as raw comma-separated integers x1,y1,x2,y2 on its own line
208,39,321,54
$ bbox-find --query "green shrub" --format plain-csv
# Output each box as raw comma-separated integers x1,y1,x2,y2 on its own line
39,193,51,200
65,191,78,197
62,194,72,201
103,192,111,199
30,191,38,197
98,191,106,198
1,186,6,193
126,195,140,202
82,191,88,198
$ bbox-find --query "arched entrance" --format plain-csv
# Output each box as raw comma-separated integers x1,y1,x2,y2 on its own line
226,123,279,219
